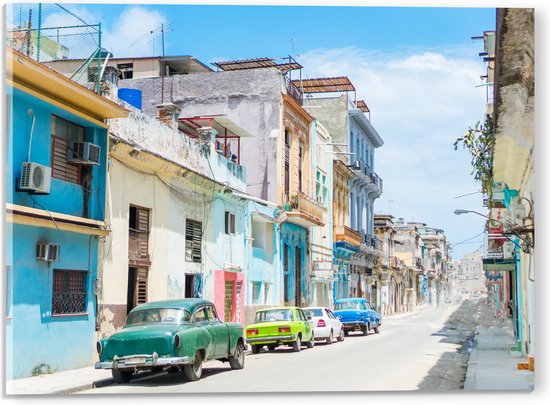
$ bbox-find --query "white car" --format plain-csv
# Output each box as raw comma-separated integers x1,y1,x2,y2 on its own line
303,306,345,344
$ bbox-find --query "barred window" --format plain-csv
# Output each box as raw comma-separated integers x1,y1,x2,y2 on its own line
185,219,202,263
52,270,87,315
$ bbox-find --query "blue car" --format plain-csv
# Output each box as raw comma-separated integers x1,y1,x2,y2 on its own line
334,298,381,336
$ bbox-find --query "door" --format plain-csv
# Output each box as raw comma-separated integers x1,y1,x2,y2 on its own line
224,280,234,323
326,308,342,335
295,247,301,306
184,274,195,298
297,308,312,341
206,305,229,357
127,267,148,314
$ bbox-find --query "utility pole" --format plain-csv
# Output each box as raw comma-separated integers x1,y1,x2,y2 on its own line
161,23,165,103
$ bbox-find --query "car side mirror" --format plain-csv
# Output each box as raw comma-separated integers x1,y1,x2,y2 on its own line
306,315,312,320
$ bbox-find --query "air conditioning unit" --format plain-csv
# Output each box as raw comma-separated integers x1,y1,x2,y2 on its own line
67,142,101,165
19,162,51,194
36,243,60,262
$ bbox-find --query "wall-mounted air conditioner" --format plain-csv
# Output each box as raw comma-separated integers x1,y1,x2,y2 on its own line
19,162,51,194
67,142,101,165
36,243,60,262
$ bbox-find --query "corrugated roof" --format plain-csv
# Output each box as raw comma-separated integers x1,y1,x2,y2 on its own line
213,57,302,73
355,100,370,113
292,76,355,94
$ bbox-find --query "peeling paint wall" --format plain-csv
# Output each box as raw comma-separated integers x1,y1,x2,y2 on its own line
121,68,282,202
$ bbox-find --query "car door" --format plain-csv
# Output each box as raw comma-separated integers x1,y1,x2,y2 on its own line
205,305,230,357
192,306,215,358
326,308,342,334
297,308,312,340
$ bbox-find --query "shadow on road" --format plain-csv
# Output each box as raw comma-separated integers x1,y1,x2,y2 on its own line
417,299,482,390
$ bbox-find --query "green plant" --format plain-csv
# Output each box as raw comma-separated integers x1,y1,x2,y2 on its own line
453,115,495,194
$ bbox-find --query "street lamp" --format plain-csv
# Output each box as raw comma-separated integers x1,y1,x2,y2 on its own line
453,209,532,252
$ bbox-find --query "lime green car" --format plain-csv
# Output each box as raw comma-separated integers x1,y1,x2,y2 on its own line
245,307,314,353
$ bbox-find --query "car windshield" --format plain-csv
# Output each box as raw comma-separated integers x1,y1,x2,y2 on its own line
303,308,323,317
254,309,294,322
335,301,364,310
125,308,191,326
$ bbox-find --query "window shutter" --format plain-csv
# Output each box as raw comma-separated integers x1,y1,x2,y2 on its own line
134,268,148,306
137,208,150,260
186,219,202,262
51,136,80,183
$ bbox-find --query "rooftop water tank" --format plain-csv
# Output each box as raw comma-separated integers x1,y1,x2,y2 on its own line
118,88,142,110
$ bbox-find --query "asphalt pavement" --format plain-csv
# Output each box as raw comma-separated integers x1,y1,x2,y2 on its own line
5,301,534,395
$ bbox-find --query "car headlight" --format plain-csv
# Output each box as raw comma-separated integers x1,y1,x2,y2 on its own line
174,334,181,349
96,341,102,355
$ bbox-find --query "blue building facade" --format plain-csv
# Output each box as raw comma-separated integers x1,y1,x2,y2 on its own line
5,49,127,379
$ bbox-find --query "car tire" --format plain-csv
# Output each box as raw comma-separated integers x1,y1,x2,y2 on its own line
292,335,302,352
326,330,333,345
344,330,349,337
362,324,369,336
228,340,245,370
306,334,315,348
251,344,261,354
112,369,132,384
337,328,345,342
184,351,203,381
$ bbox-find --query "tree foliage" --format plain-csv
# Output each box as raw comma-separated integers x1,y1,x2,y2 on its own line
453,115,495,193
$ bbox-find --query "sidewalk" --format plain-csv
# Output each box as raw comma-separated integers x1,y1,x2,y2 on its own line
464,320,534,391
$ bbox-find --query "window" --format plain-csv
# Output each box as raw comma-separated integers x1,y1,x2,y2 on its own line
129,205,150,262
51,115,84,184
298,142,303,192
52,270,87,315
117,63,134,79
185,219,202,262
225,211,236,235
316,170,328,206
193,308,207,323
264,282,271,304
205,305,219,322
251,281,261,304
284,129,290,198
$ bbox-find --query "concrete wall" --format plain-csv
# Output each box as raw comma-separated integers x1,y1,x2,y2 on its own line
121,68,283,202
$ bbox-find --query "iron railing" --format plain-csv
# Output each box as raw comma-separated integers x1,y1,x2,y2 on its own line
348,160,383,191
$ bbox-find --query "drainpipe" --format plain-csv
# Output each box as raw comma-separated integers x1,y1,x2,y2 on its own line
230,191,278,209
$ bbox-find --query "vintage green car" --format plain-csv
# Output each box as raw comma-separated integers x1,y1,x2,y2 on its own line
245,306,314,353
95,299,245,383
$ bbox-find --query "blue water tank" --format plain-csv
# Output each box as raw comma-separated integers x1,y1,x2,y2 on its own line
118,88,142,110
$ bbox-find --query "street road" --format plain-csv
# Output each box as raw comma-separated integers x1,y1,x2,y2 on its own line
80,303,466,394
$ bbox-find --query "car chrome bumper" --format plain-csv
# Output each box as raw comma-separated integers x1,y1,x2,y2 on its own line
95,352,190,370
246,334,295,344
341,321,366,330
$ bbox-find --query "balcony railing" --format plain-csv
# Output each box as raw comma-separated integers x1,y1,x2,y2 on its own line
128,229,150,264
389,256,402,268
334,225,362,247
348,160,383,191
359,231,382,250
415,257,423,268
285,76,303,105
284,192,325,227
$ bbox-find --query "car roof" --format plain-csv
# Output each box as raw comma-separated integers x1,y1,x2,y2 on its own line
303,306,327,310
256,306,300,312
335,298,369,303
131,298,213,313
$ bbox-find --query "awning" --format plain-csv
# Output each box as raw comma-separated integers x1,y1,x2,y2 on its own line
482,258,516,272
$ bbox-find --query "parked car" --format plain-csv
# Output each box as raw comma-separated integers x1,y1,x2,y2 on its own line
95,299,245,383
334,298,382,336
303,306,345,344
245,306,314,353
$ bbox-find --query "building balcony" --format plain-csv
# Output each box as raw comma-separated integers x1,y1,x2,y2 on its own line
359,232,383,251
348,160,383,192
285,76,303,105
284,192,325,228
334,225,362,247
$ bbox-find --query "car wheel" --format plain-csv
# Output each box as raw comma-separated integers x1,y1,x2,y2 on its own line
337,328,345,342
374,324,381,334
362,324,369,336
229,340,245,370
268,345,277,352
306,334,315,348
112,369,132,384
292,335,302,352
251,344,261,354
344,330,349,337
326,330,334,345
184,351,203,381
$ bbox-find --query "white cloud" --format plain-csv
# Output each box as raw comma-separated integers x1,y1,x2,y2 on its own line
299,45,488,258
101,6,167,58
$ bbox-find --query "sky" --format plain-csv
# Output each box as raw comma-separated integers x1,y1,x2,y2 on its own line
5,1,510,260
